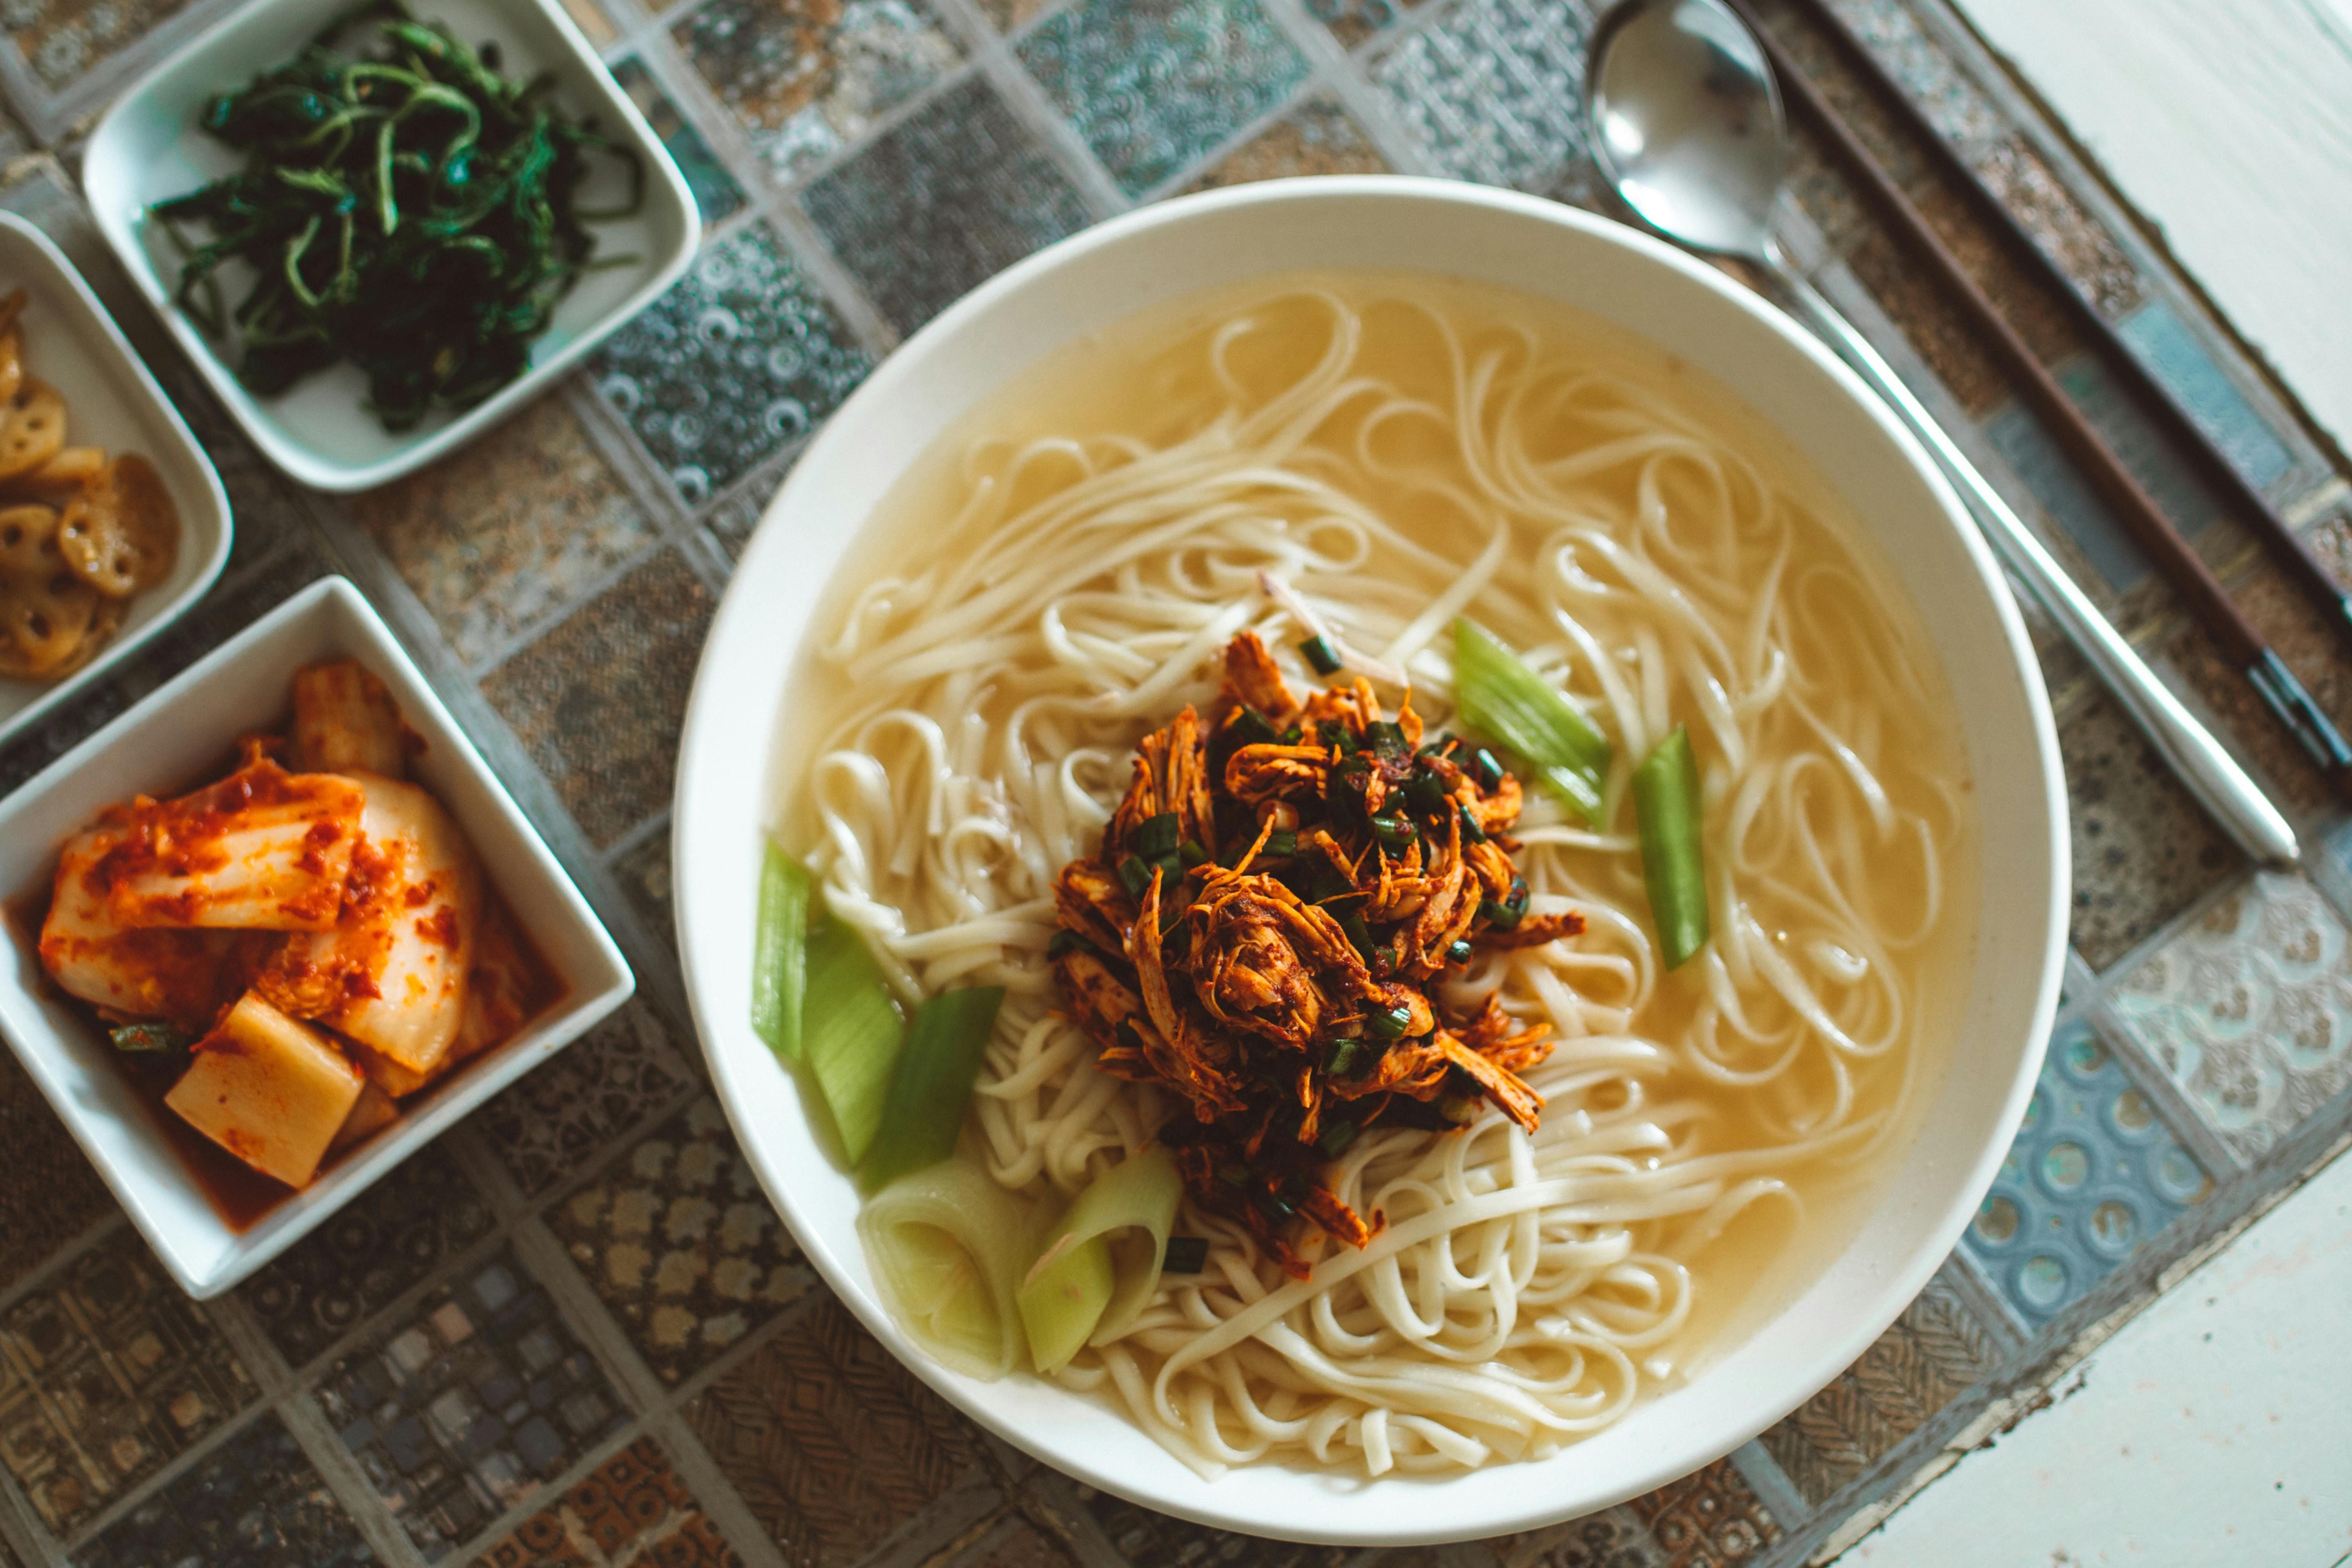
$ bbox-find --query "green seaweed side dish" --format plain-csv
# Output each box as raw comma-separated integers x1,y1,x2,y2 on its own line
151,0,642,431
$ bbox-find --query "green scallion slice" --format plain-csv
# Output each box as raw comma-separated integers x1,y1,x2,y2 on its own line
802,916,906,1167
1452,618,1610,826
860,987,1007,1192
751,842,812,1061
1633,724,1711,969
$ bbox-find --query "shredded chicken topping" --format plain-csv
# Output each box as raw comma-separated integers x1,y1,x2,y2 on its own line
1051,632,1583,1276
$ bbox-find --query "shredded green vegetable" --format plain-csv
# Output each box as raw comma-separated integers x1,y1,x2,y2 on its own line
751,842,811,1061
1633,725,1711,969
150,0,641,430
860,987,1007,1192
801,915,904,1165
1015,1146,1182,1370
1451,619,1611,825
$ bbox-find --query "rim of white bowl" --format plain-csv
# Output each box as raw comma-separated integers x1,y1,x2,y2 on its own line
671,175,2067,1544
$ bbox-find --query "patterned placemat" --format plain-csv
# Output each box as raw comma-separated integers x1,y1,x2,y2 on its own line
2,0,2348,1564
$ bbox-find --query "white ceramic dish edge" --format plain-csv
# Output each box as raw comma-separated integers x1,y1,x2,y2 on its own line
81,0,699,494
672,178,2068,1543
0,211,231,747
0,577,635,1297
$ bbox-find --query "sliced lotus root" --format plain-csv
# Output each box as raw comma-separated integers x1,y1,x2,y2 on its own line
40,593,121,679
0,502,59,578
26,445,104,491
0,378,65,482
60,455,177,598
0,567,98,679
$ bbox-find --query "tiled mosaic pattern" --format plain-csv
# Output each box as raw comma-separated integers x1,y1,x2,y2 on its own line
0,1048,114,1287
467,1436,741,1568
612,56,748,229
0,0,2349,1565
2111,871,2352,1161
1961,1025,2214,1325
675,0,964,185
0,1234,255,1534
241,1146,499,1372
481,550,717,849
2055,692,2243,972
314,1250,631,1559
1760,1269,2007,1504
590,223,871,506
73,1414,376,1568
1189,94,1394,190
1081,1488,1348,1568
1368,0,1595,192
686,1296,984,1566
351,394,662,668
470,1002,701,1200
1630,1460,1779,1568
801,74,1093,334
1017,0,1310,198
5,0,190,90
545,1099,808,1386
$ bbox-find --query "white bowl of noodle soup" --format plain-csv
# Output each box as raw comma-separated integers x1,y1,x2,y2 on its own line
673,178,2065,1542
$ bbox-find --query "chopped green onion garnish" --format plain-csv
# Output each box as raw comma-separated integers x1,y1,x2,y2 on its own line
1178,838,1209,869
1479,898,1523,931
1370,814,1412,853
1318,719,1357,753
1262,828,1298,858
1338,909,1376,957
752,843,812,1061
109,1022,191,1054
1473,748,1504,791
1456,800,1488,844
1299,635,1343,676
1633,724,1711,969
1446,939,1474,964
1134,812,1180,857
1230,706,1277,747
1047,928,1083,959
1117,854,1153,900
1262,1192,1298,1220
1404,769,1448,815
1278,725,1304,745
1324,1037,1363,1076
1162,1236,1210,1274
860,987,1007,1192
1365,1004,1413,1040
1318,1121,1360,1157
803,918,906,1166
1452,619,1610,826
1363,721,1409,764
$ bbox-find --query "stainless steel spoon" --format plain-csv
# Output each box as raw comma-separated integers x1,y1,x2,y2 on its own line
1583,0,2299,868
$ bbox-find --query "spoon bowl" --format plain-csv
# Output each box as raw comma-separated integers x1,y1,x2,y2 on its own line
1586,0,1787,260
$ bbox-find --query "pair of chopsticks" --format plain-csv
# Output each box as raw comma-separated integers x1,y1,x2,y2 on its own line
1726,0,2352,779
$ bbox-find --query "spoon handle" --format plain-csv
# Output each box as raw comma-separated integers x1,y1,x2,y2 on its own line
1767,252,2299,869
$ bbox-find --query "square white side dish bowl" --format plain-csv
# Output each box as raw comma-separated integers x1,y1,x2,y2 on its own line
81,0,699,493
0,576,633,1297
0,212,230,747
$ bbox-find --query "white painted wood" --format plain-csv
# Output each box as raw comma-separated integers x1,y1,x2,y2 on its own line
1949,0,2352,451
1834,1147,2352,1566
